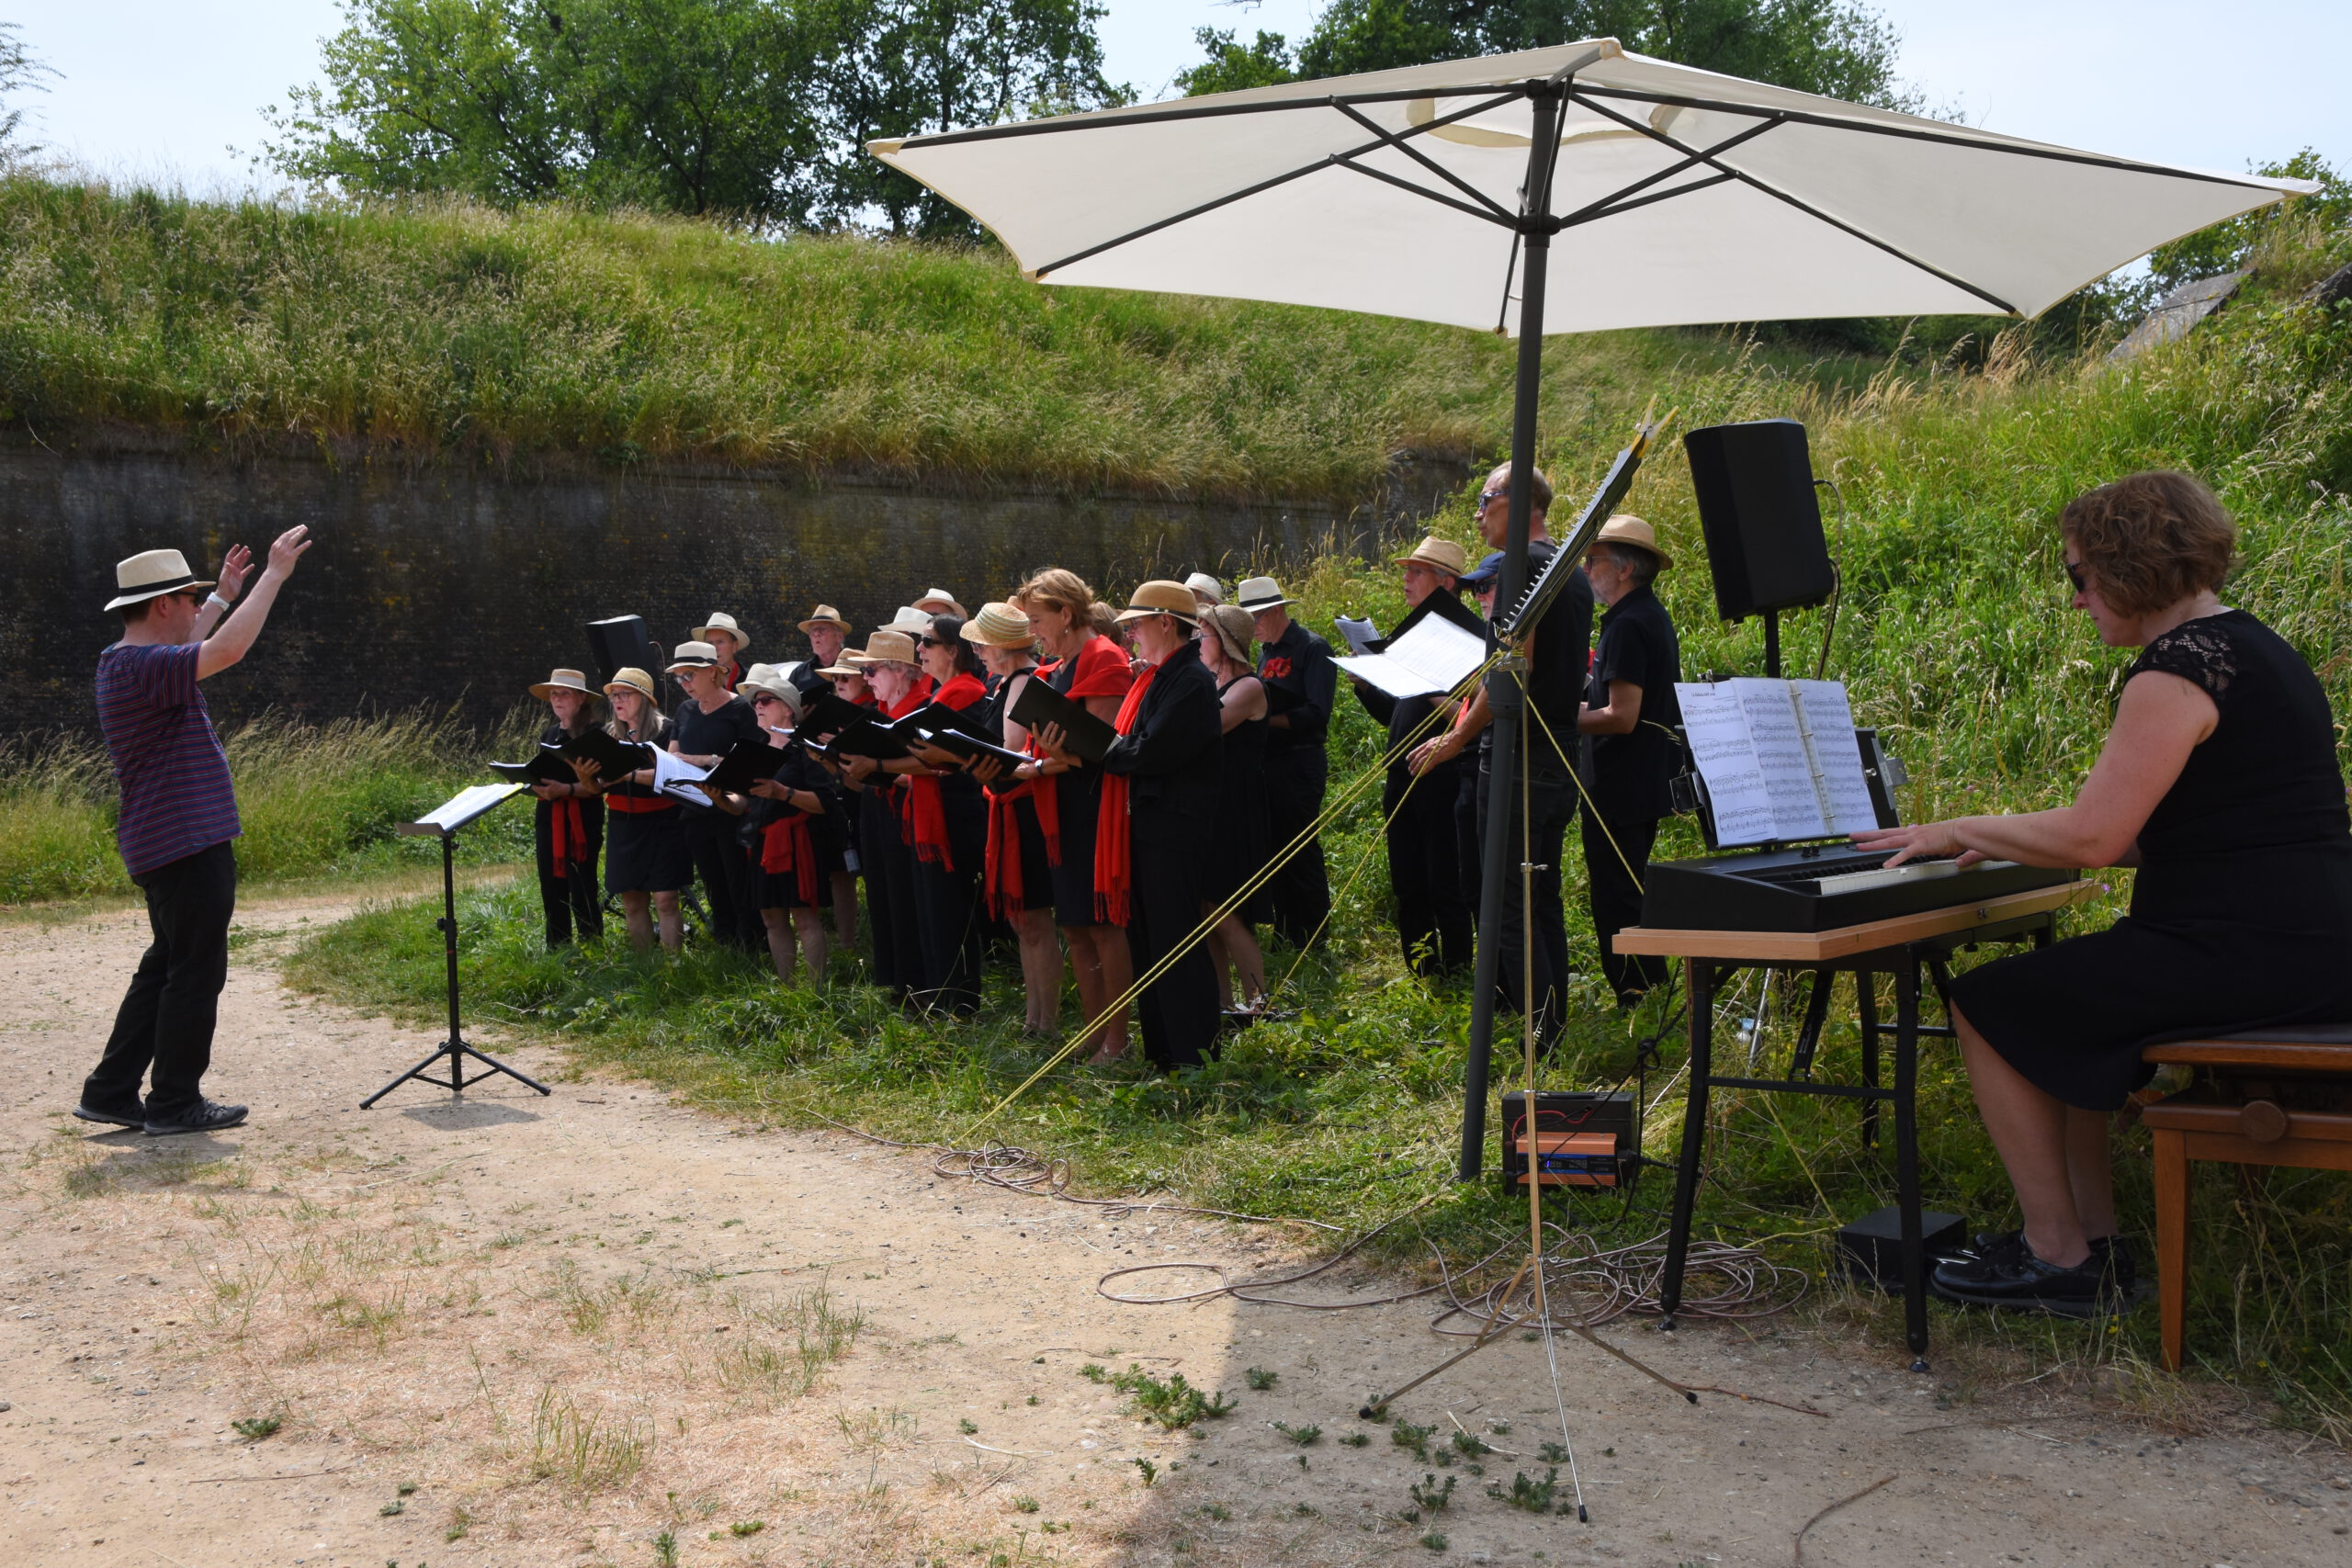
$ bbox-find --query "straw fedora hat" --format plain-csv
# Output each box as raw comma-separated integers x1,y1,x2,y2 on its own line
1234,574,1299,612
1114,581,1201,625
1202,604,1254,666
105,548,216,612
878,606,934,637
1182,571,1225,606
738,662,805,714
1393,536,1468,577
1592,513,1673,570
666,640,720,671
912,587,967,619
528,668,597,700
605,667,658,703
958,602,1037,649
797,604,852,634
855,629,920,666
691,611,751,653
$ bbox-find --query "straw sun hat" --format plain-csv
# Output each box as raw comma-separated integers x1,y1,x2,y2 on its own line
853,629,920,667
1234,575,1298,612
604,667,658,703
878,606,935,637
797,604,853,634
737,662,805,715
105,548,216,611
912,587,968,618
1592,513,1674,570
527,668,597,700
958,602,1037,649
1114,581,1202,625
691,611,751,652
666,640,721,672
1393,536,1468,577
1202,604,1255,665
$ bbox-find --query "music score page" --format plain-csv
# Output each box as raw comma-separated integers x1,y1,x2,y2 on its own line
1676,678,1878,846
1333,615,1487,700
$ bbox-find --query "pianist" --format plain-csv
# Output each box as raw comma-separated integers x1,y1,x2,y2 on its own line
1854,471,2352,1316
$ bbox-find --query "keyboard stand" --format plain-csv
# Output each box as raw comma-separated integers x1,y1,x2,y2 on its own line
1614,883,2090,1370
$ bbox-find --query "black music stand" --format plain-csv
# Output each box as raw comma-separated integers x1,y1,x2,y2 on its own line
364,784,553,1109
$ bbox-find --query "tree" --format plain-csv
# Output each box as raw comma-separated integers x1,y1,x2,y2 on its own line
1179,0,1914,111
265,0,1123,231
0,20,56,161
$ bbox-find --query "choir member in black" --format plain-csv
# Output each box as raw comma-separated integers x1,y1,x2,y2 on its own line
1349,536,1475,980
1577,516,1683,1008
1409,463,1593,1044
1859,472,2352,1314
699,666,831,985
795,605,862,946
1240,574,1337,948
596,668,687,953
1036,582,1222,1071
838,631,933,1007
1452,551,1505,918
666,640,764,955
1010,570,1135,1063
1194,604,1270,1012
691,611,752,691
898,614,990,1014
960,602,1063,1035
526,668,606,948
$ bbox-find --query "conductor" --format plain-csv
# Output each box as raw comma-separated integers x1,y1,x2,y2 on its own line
77,527,312,1136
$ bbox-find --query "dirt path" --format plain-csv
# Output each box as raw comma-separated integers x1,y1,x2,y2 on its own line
1,889,2346,1568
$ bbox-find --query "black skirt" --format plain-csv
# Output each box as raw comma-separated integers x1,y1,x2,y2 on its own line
1048,766,1108,928
1006,795,1056,913
604,806,690,894
1950,849,2352,1110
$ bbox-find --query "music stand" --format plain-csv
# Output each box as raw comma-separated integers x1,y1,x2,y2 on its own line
363,784,553,1109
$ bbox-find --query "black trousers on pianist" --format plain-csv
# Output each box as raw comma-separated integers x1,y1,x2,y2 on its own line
1127,805,1219,1070
684,808,757,953
1476,763,1575,1044
1583,812,1665,1008
85,840,237,1118
1261,747,1331,948
1385,762,1471,979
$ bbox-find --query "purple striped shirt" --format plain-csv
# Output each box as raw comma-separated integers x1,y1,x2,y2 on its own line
96,641,241,876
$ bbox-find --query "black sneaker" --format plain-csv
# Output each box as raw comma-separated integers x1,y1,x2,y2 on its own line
1971,1229,2137,1295
72,1100,146,1131
1932,1236,2111,1317
143,1099,249,1137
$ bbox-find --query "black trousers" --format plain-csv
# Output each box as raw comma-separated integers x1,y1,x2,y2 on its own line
85,840,237,1118
910,792,988,1014
1262,747,1330,948
1453,765,1484,918
1128,807,1219,1070
1386,766,1470,978
1583,812,1664,1007
684,808,757,952
857,791,908,995
534,800,604,947
1476,764,1575,1043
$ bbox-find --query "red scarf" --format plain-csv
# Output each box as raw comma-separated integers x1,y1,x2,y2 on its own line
753,812,820,907
548,795,589,877
983,671,1060,915
899,672,983,869
1092,660,1159,925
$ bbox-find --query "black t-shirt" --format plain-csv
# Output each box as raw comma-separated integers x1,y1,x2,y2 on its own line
1582,582,1682,821
1485,537,1593,777
671,695,762,815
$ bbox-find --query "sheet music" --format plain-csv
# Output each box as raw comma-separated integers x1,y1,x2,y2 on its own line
1676,684,1778,847
1333,615,1487,700
1788,680,1880,836
1676,677,1873,846
413,783,526,834
1333,615,1382,658
651,748,713,803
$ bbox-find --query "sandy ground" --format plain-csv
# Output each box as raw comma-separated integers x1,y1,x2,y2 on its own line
0,888,2347,1568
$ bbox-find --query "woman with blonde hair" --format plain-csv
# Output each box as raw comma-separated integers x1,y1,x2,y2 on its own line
1012,569,1134,1061
597,667,687,953
961,602,1061,1034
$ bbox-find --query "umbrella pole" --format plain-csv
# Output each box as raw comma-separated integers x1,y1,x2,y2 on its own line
1459,83,1562,1181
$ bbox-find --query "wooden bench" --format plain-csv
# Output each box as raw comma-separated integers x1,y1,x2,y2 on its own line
2141,1026,2352,1371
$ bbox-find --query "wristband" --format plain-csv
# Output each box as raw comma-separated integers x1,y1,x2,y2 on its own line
204,592,232,614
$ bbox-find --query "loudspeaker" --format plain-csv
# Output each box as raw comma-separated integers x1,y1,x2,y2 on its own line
584,615,657,685
1682,419,1837,621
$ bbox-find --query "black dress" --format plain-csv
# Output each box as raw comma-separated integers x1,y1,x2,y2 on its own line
741,745,837,912
602,716,690,895
533,719,605,946
1204,675,1271,924
1950,610,2352,1110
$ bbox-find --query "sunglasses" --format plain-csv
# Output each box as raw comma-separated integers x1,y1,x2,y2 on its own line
1478,488,1508,506
2064,560,2087,592
918,636,945,649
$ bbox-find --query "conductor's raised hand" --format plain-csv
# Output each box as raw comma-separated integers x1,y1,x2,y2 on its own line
265,525,312,579
1851,818,1981,869
214,544,254,603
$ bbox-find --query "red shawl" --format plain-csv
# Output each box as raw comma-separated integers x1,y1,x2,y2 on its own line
897,675,980,868
753,812,820,907
548,795,589,878
1092,660,1159,926
983,671,1061,916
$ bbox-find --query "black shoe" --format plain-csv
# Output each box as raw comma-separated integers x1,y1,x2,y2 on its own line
72,1100,146,1131
1970,1229,2136,1294
1932,1237,2111,1317
143,1099,248,1137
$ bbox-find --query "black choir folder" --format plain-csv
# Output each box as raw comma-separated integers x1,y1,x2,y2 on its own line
1007,679,1117,765
707,738,789,794
488,750,573,786
491,728,652,785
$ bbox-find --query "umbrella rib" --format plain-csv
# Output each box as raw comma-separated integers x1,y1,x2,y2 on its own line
1328,98,1515,220
1332,156,1519,230
1559,170,1736,230
1570,91,2018,314
1576,84,2279,190
893,83,1529,151
1550,114,1785,230
1031,89,1527,279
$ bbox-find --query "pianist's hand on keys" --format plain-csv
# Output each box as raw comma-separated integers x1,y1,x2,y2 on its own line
1851,818,1984,869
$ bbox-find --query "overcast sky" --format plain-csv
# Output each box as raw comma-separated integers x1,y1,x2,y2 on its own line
7,2,2346,195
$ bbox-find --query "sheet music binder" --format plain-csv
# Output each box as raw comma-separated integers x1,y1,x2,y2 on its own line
707,738,790,794
488,748,575,786
1006,679,1117,765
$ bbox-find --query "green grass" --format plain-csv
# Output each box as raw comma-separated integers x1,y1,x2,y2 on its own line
0,175,1894,502
0,709,534,904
